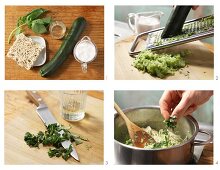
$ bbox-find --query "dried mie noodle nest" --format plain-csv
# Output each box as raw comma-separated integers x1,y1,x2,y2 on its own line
7,33,42,70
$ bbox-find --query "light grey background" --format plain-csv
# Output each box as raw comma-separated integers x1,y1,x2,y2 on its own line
115,5,214,44
115,90,213,125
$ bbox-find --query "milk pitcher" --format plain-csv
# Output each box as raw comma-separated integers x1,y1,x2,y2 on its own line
128,11,163,34
73,36,97,73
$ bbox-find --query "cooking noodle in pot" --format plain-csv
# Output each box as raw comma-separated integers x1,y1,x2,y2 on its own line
125,126,188,149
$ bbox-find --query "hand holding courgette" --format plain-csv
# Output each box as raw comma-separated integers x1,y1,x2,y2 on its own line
40,17,87,77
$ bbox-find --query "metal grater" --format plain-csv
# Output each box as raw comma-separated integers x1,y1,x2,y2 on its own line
129,15,214,56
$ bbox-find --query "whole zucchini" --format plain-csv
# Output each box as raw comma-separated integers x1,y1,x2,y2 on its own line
40,17,87,77
161,6,192,38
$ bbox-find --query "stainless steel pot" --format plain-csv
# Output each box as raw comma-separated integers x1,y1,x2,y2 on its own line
114,106,212,164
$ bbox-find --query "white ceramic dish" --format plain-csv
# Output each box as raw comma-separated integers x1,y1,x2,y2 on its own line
29,36,47,66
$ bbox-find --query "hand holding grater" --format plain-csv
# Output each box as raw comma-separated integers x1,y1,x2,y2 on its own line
129,7,214,56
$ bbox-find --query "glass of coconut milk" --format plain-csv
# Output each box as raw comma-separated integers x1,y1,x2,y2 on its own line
73,36,97,73
128,11,163,34
60,90,87,121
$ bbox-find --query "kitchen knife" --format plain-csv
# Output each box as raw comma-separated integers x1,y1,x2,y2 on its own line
26,90,80,161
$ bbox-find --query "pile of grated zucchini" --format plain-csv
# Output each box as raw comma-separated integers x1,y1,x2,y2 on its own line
133,50,189,78
125,126,187,149
153,15,214,46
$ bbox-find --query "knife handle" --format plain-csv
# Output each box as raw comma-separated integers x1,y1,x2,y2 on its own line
26,91,46,107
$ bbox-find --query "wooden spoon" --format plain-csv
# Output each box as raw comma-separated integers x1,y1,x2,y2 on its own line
114,102,155,148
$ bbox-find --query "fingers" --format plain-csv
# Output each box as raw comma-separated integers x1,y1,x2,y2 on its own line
160,90,213,120
182,105,198,117
160,99,171,120
192,6,199,10
159,91,176,120
171,92,192,119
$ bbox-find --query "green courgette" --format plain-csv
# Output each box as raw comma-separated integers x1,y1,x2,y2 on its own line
161,6,192,38
40,17,87,77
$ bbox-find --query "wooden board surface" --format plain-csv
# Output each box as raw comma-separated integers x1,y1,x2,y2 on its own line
115,36,214,80
4,91,104,164
5,6,104,80
198,143,213,164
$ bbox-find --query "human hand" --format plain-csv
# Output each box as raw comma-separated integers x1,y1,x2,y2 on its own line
159,90,213,120
192,6,199,10
173,5,199,10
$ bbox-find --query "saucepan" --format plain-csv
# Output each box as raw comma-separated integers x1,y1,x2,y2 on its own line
114,106,212,164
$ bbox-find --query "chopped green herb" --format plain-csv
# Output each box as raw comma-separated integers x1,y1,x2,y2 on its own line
48,145,73,161
24,132,41,147
24,123,88,161
125,138,132,145
163,116,177,130
48,147,64,158
85,144,92,151
62,145,73,161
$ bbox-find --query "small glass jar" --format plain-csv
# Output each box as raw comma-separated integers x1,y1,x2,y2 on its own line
49,21,66,40
60,90,87,121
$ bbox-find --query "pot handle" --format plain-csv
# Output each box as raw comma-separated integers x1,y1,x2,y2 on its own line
194,130,213,146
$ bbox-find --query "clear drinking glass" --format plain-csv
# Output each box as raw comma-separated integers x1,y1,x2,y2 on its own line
60,91,87,121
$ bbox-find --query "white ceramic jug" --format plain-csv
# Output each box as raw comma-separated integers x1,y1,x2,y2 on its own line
128,11,163,34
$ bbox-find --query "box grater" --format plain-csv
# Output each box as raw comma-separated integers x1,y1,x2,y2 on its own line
129,15,214,56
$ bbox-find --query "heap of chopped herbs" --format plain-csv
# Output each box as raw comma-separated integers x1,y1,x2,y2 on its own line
133,50,189,78
8,8,52,44
24,123,88,161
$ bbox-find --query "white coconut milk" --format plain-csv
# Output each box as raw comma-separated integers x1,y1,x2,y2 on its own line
136,16,160,34
74,40,96,63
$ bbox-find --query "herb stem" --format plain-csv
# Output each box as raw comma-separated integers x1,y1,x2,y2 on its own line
8,23,26,44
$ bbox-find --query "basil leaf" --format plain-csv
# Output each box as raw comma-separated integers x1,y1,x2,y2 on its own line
31,23,47,34
41,17,52,24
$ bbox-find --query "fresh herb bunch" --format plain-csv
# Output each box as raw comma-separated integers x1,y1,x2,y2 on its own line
133,50,189,78
8,8,52,44
163,116,177,130
24,123,88,161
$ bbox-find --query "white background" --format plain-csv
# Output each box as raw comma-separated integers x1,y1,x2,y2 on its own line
0,0,219,169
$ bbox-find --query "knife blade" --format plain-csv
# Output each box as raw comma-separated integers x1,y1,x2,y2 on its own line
26,90,80,161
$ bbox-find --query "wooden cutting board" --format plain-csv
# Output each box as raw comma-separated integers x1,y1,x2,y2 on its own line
5,6,104,80
115,36,214,80
4,91,104,164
